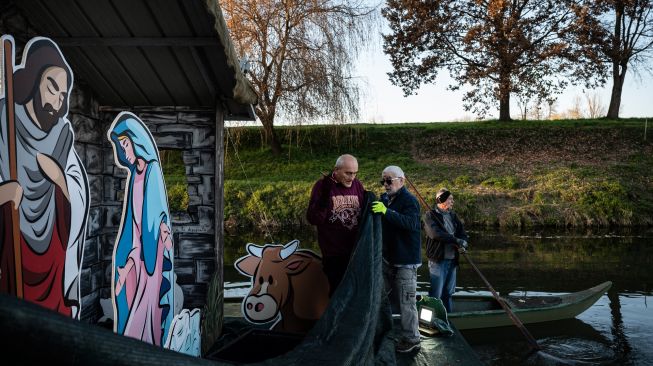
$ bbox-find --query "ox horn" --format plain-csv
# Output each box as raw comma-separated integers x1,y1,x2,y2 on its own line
280,240,299,260
246,243,265,258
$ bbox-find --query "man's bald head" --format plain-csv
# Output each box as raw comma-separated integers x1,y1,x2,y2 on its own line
333,154,358,188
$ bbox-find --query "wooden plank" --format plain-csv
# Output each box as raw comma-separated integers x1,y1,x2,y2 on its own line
15,1,129,106
38,0,149,105
182,47,218,103
84,47,152,105
147,0,194,36
140,47,196,105
74,0,129,37
110,0,162,37
112,0,198,106
212,104,225,352
17,0,69,38
37,0,99,36
203,46,234,98
73,0,160,105
110,47,173,105
171,47,213,106
52,37,221,47
66,49,129,106
142,0,204,106
180,0,216,36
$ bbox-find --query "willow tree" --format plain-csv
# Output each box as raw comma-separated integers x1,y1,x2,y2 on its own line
222,0,377,154
571,0,653,119
383,0,602,121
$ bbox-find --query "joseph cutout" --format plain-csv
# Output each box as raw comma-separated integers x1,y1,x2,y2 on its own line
0,36,90,319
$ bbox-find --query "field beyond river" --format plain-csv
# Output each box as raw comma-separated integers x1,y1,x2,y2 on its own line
222,119,653,232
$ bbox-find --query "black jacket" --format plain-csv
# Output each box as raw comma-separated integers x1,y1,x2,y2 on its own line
380,186,421,265
422,208,468,265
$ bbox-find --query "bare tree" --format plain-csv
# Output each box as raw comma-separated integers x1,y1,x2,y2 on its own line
516,95,530,120
382,0,603,121
567,94,585,118
528,97,546,120
571,0,653,119
585,91,606,118
546,99,558,120
222,0,378,154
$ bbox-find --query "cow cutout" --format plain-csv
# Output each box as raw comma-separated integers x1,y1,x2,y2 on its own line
235,240,330,333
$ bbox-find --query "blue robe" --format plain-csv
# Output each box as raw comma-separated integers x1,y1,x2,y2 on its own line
109,112,174,346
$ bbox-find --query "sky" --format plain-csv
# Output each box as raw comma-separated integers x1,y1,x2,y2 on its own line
355,30,653,124
226,5,653,126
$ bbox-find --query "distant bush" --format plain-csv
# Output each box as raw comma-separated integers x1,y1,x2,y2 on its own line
454,175,473,187
168,183,189,212
481,176,519,189
160,149,189,212
225,181,312,230
577,181,633,225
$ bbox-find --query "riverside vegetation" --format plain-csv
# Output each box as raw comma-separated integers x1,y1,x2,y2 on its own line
215,119,653,232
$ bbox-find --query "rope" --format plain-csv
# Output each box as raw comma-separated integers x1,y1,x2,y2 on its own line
225,127,276,243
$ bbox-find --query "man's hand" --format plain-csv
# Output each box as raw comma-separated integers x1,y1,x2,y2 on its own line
457,239,469,253
0,181,23,208
37,153,69,201
371,201,387,215
318,172,335,207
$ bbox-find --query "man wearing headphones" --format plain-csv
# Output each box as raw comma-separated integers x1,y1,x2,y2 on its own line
422,188,469,313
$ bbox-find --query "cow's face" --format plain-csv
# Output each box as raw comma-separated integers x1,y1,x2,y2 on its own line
235,240,312,324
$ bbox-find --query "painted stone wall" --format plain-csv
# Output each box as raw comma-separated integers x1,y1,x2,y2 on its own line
78,107,218,323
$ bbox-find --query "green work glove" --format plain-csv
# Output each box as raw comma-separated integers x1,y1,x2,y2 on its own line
371,201,387,215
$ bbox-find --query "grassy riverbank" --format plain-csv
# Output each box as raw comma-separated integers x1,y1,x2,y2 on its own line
222,119,653,232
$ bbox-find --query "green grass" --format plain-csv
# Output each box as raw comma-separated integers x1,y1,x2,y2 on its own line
222,119,653,231
160,149,190,212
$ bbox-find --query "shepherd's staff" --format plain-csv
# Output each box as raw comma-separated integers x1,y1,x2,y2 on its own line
2,36,23,299
404,176,540,352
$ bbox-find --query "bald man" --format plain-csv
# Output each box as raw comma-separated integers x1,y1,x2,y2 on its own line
307,154,365,296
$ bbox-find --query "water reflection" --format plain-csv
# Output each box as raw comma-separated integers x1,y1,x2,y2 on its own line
223,227,653,365
607,289,632,365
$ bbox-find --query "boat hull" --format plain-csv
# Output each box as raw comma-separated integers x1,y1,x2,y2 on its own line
449,281,612,330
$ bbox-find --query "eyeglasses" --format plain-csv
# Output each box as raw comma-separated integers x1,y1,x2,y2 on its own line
379,177,401,186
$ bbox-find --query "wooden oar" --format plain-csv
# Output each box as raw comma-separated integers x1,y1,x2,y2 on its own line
404,176,541,352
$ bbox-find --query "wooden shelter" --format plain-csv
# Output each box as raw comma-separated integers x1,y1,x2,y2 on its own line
0,0,256,336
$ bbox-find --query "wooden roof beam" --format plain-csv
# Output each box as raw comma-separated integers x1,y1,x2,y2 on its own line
52,37,221,47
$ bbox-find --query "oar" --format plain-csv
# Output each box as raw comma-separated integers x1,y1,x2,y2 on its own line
404,176,541,352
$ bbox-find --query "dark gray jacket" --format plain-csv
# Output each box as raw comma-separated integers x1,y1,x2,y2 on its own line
423,208,468,265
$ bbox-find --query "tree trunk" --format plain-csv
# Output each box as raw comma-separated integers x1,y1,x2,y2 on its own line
606,62,626,119
260,116,282,155
606,2,625,120
497,65,512,121
499,90,511,121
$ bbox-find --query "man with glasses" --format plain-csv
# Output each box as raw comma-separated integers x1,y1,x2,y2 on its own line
371,166,421,353
422,188,469,313
307,154,365,296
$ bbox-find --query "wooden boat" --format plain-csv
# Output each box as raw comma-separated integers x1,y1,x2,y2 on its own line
448,281,612,330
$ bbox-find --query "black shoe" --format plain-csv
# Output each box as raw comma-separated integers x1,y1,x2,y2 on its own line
395,339,420,353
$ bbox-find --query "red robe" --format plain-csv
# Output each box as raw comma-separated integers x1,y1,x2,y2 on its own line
1,187,71,316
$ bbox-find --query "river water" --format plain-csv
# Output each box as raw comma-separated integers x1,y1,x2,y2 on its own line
223,227,653,365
